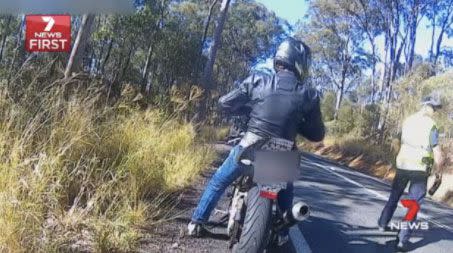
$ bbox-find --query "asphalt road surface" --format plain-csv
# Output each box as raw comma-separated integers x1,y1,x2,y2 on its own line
285,152,453,253
149,146,453,253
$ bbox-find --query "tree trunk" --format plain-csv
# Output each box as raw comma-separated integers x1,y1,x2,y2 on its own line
7,15,24,85
405,1,419,73
433,2,453,65
96,38,106,74
377,2,401,137
196,0,231,122
145,62,156,94
334,88,344,120
370,39,377,103
393,32,406,80
429,8,436,61
0,15,12,62
389,0,402,83
101,39,113,74
200,0,219,55
378,84,393,143
142,41,154,88
64,14,95,78
429,17,436,62
379,32,390,101
334,60,348,120
119,43,134,83
142,1,168,88
141,30,161,88
433,24,448,65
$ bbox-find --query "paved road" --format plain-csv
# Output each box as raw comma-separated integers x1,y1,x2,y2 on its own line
286,152,453,253
159,145,453,253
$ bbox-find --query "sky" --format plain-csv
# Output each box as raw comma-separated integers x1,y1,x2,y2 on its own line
255,0,453,63
255,0,309,26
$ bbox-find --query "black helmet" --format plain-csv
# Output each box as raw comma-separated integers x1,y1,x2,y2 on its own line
274,37,311,81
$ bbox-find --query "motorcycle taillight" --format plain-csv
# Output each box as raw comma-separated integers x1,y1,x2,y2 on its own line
260,191,278,200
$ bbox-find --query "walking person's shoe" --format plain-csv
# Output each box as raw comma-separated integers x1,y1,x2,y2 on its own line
377,222,390,232
395,239,410,252
187,221,207,238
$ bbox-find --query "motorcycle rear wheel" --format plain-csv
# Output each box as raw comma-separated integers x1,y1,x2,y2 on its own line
232,186,272,253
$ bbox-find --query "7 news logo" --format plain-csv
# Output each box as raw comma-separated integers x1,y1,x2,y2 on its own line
389,199,429,230
26,15,71,52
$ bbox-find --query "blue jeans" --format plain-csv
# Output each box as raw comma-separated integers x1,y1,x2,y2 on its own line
378,169,428,243
192,145,294,232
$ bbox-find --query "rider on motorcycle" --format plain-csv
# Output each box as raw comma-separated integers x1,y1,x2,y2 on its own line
188,37,325,241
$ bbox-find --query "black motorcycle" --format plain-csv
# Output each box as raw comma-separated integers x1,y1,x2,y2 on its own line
226,136,310,253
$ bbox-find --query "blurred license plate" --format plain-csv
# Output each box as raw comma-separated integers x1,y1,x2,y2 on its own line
253,151,300,184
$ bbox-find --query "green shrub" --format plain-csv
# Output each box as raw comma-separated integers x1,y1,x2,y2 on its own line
321,91,336,122
354,104,380,138
326,100,356,135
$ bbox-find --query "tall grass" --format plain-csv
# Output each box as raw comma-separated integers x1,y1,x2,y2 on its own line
0,77,214,252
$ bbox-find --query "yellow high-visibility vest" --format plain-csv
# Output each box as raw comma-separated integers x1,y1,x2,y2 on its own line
396,112,436,172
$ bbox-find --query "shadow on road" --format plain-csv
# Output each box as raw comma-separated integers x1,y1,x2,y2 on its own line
408,227,453,251
298,216,398,253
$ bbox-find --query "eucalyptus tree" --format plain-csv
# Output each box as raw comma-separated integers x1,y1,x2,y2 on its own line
426,0,453,65
192,0,231,122
299,0,365,120
65,14,95,79
335,0,384,103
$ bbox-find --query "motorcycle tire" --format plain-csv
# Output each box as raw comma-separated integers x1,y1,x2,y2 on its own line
232,186,272,253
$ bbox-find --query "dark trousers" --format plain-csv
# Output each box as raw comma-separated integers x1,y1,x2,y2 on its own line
378,169,428,243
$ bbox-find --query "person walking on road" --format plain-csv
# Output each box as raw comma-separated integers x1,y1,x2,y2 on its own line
378,93,445,252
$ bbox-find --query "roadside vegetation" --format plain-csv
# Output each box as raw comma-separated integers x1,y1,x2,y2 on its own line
0,73,215,252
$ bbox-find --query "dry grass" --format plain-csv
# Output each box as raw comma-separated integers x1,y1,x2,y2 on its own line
198,125,230,143
301,135,397,180
0,78,214,252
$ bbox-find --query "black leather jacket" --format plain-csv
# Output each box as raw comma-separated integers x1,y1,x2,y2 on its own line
219,70,325,142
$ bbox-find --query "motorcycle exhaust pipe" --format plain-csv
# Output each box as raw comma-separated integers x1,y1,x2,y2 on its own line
274,201,310,232
291,201,310,221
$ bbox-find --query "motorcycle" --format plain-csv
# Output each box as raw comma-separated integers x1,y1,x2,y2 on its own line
226,135,310,253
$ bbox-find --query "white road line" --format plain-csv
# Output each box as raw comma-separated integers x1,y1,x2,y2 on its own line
290,225,312,253
319,165,452,232
324,165,390,200
302,157,391,186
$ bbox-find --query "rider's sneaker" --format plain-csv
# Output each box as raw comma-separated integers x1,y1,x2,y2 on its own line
277,234,290,246
187,221,206,238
